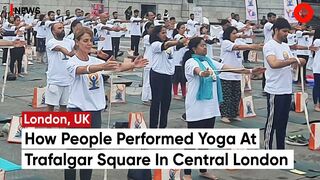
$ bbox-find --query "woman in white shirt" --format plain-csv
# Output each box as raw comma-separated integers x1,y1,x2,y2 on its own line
312,28,320,112
65,27,147,180
149,25,187,128
172,22,188,99
220,26,263,123
141,22,154,103
182,37,264,180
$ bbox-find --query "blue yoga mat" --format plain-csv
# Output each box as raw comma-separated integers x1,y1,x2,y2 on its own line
0,157,21,171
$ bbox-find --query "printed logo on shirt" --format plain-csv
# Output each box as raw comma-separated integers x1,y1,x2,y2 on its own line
87,73,100,90
283,51,289,60
236,51,242,59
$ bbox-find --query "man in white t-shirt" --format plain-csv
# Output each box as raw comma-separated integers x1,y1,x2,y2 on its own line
110,11,127,58
233,14,246,32
186,14,200,38
97,13,125,58
45,11,58,45
295,23,312,83
263,18,306,150
45,22,75,112
262,12,277,94
263,12,276,44
130,9,142,56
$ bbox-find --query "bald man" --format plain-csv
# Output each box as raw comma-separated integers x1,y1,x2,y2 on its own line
96,13,125,57
45,22,75,112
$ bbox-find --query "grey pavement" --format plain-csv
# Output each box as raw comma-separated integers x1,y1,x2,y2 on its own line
0,38,319,180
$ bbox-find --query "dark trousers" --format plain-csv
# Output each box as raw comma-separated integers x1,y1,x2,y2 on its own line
262,73,266,91
297,55,309,83
243,50,250,61
26,29,32,45
2,48,8,63
149,69,172,128
10,47,24,74
220,79,241,118
64,108,102,180
33,31,37,46
184,117,215,175
131,35,140,56
111,37,120,58
264,93,291,149
313,73,320,105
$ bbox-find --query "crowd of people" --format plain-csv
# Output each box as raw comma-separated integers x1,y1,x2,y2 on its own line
0,5,320,180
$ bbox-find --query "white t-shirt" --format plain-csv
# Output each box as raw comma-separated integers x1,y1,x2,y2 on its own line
173,34,188,66
66,33,74,40
296,31,311,56
36,21,47,38
185,58,223,121
287,33,297,56
263,22,273,43
243,27,253,44
46,38,75,86
109,19,124,38
96,23,113,51
167,29,173,39
150,41,175,75
143,35,152,68
67,56,106,111
187,19,198,37
312,39,320,74
263,39,293,94
219,40,245,80
230,19,237,27
235,21,245,31
130,17,142,36
2,22,15,41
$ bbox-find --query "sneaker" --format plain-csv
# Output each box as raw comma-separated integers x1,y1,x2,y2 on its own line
28,61,34,65
285,135,308,146
17,74,24,78
181,113,186,121
2,63,6,66
221,117,231,123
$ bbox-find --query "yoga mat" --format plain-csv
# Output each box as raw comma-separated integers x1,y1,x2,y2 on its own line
218,118,265,130
285,160,320,178
255,109,308,125
0,114,11,123
0,157,21,171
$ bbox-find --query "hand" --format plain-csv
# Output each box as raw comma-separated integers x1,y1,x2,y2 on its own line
253,43,263,50
12,39,26,47
250,34,256,39
200,68,213,77
251,67,266,74
309,45,319,52
97,50,109,60
133,56,148,68
102,56,119,71
298,58,306,66
99,37,105,41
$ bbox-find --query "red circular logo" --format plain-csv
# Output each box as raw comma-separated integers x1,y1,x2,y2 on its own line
294,3,314,23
